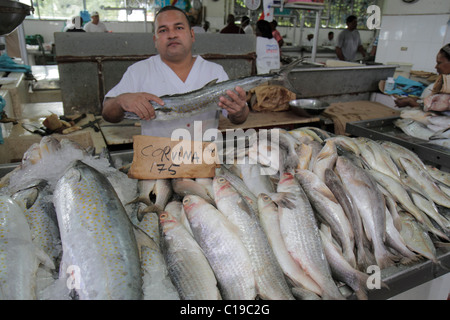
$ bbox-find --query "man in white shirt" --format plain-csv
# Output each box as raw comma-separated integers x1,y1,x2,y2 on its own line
84,11,108,33
336,15,366,61
102,6,249,138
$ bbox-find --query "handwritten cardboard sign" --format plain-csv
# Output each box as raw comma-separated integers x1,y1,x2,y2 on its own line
128,135,219,179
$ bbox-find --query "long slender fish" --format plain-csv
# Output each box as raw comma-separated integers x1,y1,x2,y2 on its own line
277,173,344,300
53,161,142,300
324,168,373,270
124,62,299,121
213,176,294,300
159,211,222,300
296,169,356,269
183,195,257,300
257,193,322,296
335,157,397,269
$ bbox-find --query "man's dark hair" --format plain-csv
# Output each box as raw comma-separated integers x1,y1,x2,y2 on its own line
346,15,357,24
155,5,191,27
256,20,273,39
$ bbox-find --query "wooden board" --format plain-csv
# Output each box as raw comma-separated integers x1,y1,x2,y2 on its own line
218,111,321,131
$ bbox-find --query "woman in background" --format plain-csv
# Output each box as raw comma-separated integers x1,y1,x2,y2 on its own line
255,20,280,75
395,43,450,112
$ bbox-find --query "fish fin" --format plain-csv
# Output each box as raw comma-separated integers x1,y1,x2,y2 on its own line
204,79,219,87
126,195,152,207
34,244,56,270
269,192,295,209
133,225,160,257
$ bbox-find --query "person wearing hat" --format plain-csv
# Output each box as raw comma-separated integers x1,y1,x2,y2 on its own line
84,11,109,32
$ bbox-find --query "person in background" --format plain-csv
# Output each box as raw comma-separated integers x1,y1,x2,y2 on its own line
241,16,253,35
65,16,85,32
220,14,245,34
203,20,210,32
395,43,450,112
189,15,205,34
83,11,108,32
270,20,284,48
102,6,249,138
255,20,280,75
322,31,335,47
304,33,314,46
336,15,366,61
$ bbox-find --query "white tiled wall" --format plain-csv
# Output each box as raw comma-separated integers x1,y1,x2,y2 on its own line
376,14,449,73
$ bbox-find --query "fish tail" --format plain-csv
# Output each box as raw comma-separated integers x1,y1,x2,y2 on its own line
374,244,398,269
273,59,303,94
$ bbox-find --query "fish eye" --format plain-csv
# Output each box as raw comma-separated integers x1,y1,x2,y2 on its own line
160,213,167,219
218,177,226,183
183,197,190,204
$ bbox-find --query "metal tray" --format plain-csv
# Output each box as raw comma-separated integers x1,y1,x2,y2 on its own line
346,116,450,168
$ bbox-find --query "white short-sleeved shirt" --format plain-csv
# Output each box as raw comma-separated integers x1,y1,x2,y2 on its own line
84,21,108,32
336,29,362,61
105,55,229,139
256,37,281,74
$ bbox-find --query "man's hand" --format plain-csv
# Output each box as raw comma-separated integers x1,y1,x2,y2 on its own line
218,86,249,124
102,92,164,123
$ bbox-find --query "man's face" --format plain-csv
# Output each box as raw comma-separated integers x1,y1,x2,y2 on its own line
347,19,357,31
92,15,99,24
435,52,450,75
153,10,194,63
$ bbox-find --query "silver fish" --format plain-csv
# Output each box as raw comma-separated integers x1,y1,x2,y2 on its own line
311,140,338,183
257,193,322,296
53,161,142,299
324,168,374,270
183,194,256,300
296,169,356,269
159,211,221,300
123,62,299,121
394,118,436,140
213,176,294,300
319,224,371,300
335,157,397,269
171,178,214,204
12,180,61,267
399,157,450,208
384,207,419,265
277,173,344,300
397,212,439,263
133,226,179,300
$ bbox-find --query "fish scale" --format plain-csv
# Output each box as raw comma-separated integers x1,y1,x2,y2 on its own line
54,161,142,300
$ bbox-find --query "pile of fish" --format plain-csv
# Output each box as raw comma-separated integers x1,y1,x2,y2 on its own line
0,127,449,300
394,108,450,149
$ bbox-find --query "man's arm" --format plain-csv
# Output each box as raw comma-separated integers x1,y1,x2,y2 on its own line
336,47,345,61
358,45,367,57
102,92,164,123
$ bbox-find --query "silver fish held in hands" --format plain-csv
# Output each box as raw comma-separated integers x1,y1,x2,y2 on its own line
123,62,299,121
53,161,142,300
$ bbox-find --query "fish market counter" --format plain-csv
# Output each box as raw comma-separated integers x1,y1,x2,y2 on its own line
99,111,322,146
